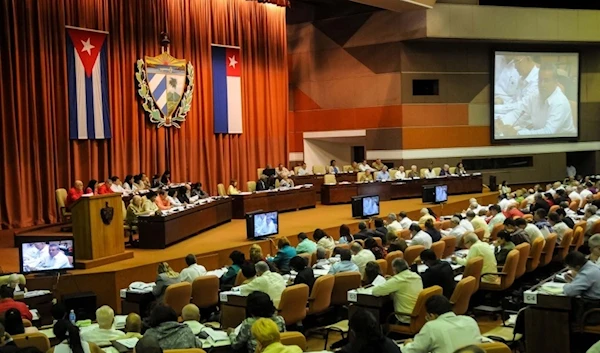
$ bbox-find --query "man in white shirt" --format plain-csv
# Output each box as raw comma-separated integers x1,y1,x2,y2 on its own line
409,223,432,249
297,163,309,176
424,163,436,179
497,64,575,137
81,305,125,344
109,176,126,193
467,211,490,240
386,213,402,234
418,208,435,225
39,244,70,270
581,184,593,207
567,186,582,204
487,205,506,234
23,242,49,271
182,304,205,335
402,295,483,353
585,206,600,236
179,254,207,283
441,217,471,244
350,243,376,279
358,160,375,172
376,166,390,181
239,262,286,307
548,212,571,243
498,195,511,211
394,166,407,180
515,218,545,245
399,211,413,229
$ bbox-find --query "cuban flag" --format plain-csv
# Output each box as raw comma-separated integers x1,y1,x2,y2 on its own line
212,45,242,134
66,26,111,140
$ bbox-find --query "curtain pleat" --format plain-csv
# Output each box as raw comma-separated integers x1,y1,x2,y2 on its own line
0,0,288,229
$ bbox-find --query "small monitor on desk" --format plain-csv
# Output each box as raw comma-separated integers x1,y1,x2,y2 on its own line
20,239,75,274
246,210,279,239
351,195,380,218
422,184,447,204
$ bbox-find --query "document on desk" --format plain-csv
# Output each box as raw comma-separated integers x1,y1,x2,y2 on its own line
39,328,56,339
372,276,386,286
24,290,51,298
219,290,245,302
116,338,139,349
539,282,566,295
114,315,127,329
206,268,227,278
29,309,40,321
313,269,329,277
102,347,120,353
202,327,229,341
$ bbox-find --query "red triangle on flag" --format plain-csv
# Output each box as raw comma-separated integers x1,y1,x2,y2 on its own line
67,28,107,77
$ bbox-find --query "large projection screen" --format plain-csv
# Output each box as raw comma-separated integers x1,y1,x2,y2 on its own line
492,51,579,142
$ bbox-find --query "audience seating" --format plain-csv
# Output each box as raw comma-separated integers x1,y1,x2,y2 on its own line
191,275,219,310
474,228,485,241
298,252,313,267
310,252,317,267
217,183,226,196
278,284,309,326
523,214,533,222
323,320,349,350
164,282,193,316
247,181,256,192
461,257,483,293
399,229,411,240
553,230,573,263
324,174,336,184
480,250,519,292
526,237,544,273
519,199,529,209
513,243,530,279
55,188,71,223
571,225,585,252
385,251,403,276
335,244,350,251
356,172,365,181
490,223,504,242
12,332,50,352
313,165,326,175
234,270,246,287
375,259,387,276
351,239,365,248
122,201,137,243
483,325,523,349
539,233,558,268
591,219,600,235
373,237,383,248
257,168,265,179
331,272,361,306
403,245,425,265
280,332,307,351
441,236,457,258
549,205,560,213
433,221,442,231
307,275,335,316
430,241,444,259
475,342,511,353
22,319,32,327
342,165,352,172
569,201,579,212
450,276,477,315
440,220,452,230
386,286,443,337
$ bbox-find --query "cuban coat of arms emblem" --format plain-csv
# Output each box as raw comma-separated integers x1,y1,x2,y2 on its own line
135,52,194,128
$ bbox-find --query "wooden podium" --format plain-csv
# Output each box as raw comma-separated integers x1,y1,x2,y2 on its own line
70,194,133,269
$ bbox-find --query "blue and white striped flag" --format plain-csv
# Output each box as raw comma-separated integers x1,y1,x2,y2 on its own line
212,45,242,134
66,26,111,139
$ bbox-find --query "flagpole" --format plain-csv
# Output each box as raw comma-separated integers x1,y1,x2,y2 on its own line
161,31,171,172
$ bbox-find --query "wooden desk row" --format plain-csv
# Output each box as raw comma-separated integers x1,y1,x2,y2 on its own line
137,198,233,249
320,175,483,205
229,186,317,219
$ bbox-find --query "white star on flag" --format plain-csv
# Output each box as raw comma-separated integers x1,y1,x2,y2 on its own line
80,38,95,55
228,55,238,68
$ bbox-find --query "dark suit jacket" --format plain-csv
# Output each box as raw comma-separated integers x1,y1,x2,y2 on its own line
375,227,388,243
178,193,190,204
256,180,268,191
563,216,575,229
419,261,456,299
531,199,550,213
354,229,374,240
294,268,315,292
425,228,442,242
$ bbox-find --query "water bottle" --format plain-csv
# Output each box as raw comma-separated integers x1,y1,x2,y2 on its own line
69,310,76,324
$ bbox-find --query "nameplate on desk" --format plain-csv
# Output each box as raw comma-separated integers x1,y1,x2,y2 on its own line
523,290,537,305
347,290,358,303
220,292,230,302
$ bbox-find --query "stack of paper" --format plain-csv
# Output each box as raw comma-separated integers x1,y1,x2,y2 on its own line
114,315,127,329
24,290,51,298
202,327,229,341
540,282,566,295
116,338,139,349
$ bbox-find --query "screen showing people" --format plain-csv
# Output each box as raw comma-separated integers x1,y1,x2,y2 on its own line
21,240,74,273
435,185,448,203
362,196,380,217
254,211,279,238
493,51,578,140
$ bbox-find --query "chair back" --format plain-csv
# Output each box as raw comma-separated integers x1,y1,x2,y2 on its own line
523,214,533,222
571,224,585,252
307,274,335,315
549,205,560,213
463,256,483,293
335,244,350,251
165,349,207,353
324,174,337,184
350,239,365,248
474,228,485,241
441,220,452,230
356,172,365,182
554,230,573,262
12,333,51,352
476,342,512,353
519,199,529,209
592,219,600,235
419,168,428,178
450,276,476,315
432,167,441,176
498,250,519,290
513,242,530,279
55,188,69,222
569,201,579,212
399,229,411,240
441,236,457,258
342,165,353,172
375,259,388,275
389,170,397,179
298,252,313,267
431,241,444,259
526,237,544,273
433,221,442,231
408,286,443,333
490,223,504,242
403,245,424,265
449,167,456,174
280,332,307,351
217,183,226,196
234,270,246,287
278,284,309,325
373,237,383,248
385,251,403,276
164,282,192,316
313,165,326,174
540,233,557,267
22,319,32,327
331,272,361,306
191,275,219,309
247,181,256,192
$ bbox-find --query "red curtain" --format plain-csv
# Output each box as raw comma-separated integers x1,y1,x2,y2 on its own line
0,0,288,229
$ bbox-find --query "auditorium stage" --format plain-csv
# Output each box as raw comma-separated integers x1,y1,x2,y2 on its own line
7,191,497,311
